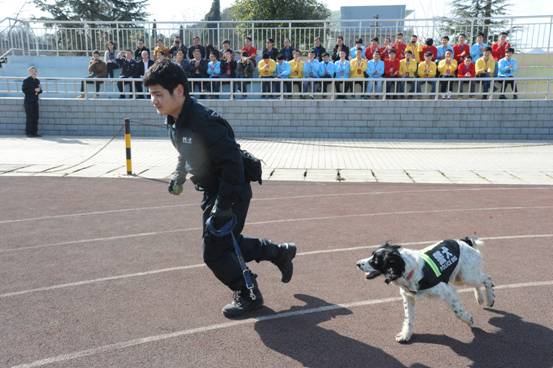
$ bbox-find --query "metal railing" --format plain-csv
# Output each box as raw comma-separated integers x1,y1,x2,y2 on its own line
1,15,552,56
1,76,551,100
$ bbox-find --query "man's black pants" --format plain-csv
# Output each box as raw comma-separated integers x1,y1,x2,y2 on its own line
24,100,39,135
201,190,272,291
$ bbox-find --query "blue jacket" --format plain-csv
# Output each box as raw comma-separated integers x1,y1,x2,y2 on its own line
350,46,366,59
497,57,518,77
207,60,221,77
276,61,291,78
303,60,320,78
367,60,384,78
470,42,488,60
436,45,454,61
318,61,335,78
334,60,350,79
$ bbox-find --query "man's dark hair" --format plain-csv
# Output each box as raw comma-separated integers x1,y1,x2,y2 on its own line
397,32,403,37
425,38,433,46
277,54,286,60
477,32,485,37
143,59,189,97
223,39,230,44
465,55,472,60
245,36,252,41
459,33,466,38
92,49,100,55
442,36,449,41
372,37,379,42
356,37,363,44
267,38,274,44
405,50,413,55
484,46,492,52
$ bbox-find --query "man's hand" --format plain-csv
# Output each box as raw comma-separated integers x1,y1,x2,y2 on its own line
168,179,183,195
211,206,234,229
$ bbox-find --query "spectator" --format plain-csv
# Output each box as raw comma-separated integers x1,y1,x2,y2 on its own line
350,47,368,95
276,54,291,97
367,50,385,97
104,40,119,78
470,32,488,61
289,49,304,95
134,39,150,61
79,50,107,98
332,36,349,62
497,47,518,99
436,36,454,62
417,51,437,95
280,39,294,61
313,36,326,61
207,51,222,99
457,55,476,96
241,36,257,65
220,49,237,97
236,51,255,97
318,52,335,94
492,32,511,61
365,37,380,61
205,44,217,60
405,35,422,63
263,38,279,61
437,50,458,98
334,49,350,98
393,32,407,59
116,50,139,99
189,48,208,98
219,39,233,58
475,46,495,99
384,49,400,99
258,52,277,98
303,49,320,96
453,33,470,63
174,50,190,76
188,35,206,60
399,49,418,97
349,38,365,59
380,37,393,60
421,38,437,61
153,39,170,60
136,50,154,98
22,66,42,137
169,36,187,58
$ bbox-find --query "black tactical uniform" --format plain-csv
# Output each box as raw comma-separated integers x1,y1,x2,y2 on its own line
22,76,42,136
116,57,139,98
167,97,296,317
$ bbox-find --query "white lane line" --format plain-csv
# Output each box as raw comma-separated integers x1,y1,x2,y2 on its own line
3,204,553,254
2,186,552,225
11,280,553,368
2,233,553,299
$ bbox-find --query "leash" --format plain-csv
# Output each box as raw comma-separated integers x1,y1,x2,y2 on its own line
205,215,257,300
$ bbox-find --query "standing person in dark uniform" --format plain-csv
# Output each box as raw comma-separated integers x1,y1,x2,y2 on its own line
22,66,42,137
143,60,297,318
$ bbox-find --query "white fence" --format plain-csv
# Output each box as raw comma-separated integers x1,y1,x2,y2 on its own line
1,15,552,57
1,76,551,100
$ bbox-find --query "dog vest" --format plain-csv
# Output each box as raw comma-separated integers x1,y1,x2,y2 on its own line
418,240,460,290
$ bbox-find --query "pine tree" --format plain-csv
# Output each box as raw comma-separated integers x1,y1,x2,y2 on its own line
33,0,148,22
205,0,221,22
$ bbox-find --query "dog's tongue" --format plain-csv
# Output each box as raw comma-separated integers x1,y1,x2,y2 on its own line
365,270,382,279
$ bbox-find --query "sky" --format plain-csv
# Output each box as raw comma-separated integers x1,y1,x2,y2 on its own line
1,0,552,22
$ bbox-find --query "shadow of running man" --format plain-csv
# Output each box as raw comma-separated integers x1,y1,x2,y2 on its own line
254,294,411,368
411,308,553,368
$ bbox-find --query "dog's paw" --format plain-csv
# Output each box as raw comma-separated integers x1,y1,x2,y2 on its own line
465,315,474,327
395,331,412,343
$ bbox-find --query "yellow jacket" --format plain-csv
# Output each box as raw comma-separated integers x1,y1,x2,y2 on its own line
475,56,496,76
417,61,437,78
349,58,368,78
289,59,304,78
437,59,458,76
258,58,276,77
405,42,422,63
399,58,418,77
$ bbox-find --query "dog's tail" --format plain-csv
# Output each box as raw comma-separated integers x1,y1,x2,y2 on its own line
462,236,484,250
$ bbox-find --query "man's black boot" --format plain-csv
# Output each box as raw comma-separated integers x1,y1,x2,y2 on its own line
272,243,297,283
222,279,264,318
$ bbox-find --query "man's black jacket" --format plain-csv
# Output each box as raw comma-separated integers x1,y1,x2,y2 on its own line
167,97,251,210
22,76,42,102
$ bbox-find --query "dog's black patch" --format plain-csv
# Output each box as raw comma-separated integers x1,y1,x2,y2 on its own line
368,244,406,284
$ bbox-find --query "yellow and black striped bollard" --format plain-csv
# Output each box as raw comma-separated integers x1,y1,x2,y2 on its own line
124,118,133,175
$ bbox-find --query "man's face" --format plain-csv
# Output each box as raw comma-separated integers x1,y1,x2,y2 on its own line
500,35,507,43
125,51,132,60
424,54,432,62
225,51,232,61
149,84,184,117
411,36,417,44
445,51,452,60
137,40,144,48
477,35,483,43
315,38,320,46
323,55,329,62
464,58,472,66
284,39,290,47
397,35,403,42
174,38,180,45
405,52,412,60
93,53,100,60
484,50,491,58
193,37,200,46
209,54,217,62
223,43,229,50
506,51,513,59
141,50,149,60
373,52,380,61
389,52,396,60
356,50,362,58
458,35,465,44
371,40,378,47
441,38,448,46
28,68,37,78
245,38,251,46
266,41,273,48
337,38,343,45
194,50,201,60
308,52,315,60
339,51,346,59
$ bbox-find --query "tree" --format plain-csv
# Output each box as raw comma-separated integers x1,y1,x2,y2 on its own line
205,0,221,22
441,0,512,42
33,0,148,22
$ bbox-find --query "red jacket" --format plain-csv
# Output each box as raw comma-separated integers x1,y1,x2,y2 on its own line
365,45,379,60
457,62,475,78
420,45,437,61
453,44,470,63
393,41,406,59
384,58,400,77
241,45,257,59
492,41,510,61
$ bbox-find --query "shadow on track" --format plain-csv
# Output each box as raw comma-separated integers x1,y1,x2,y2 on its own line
412,308,553,368
255,294,417,368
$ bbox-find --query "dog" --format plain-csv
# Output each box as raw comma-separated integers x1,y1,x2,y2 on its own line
356,237,494,343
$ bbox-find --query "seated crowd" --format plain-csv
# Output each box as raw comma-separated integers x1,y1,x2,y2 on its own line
82,32,519,99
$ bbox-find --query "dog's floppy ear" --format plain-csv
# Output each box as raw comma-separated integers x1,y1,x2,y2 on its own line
383,249,405,284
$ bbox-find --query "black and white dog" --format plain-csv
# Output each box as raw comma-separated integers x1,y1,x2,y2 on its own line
356,237,494,343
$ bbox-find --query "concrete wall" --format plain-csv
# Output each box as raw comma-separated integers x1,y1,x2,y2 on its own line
1,98,553,140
